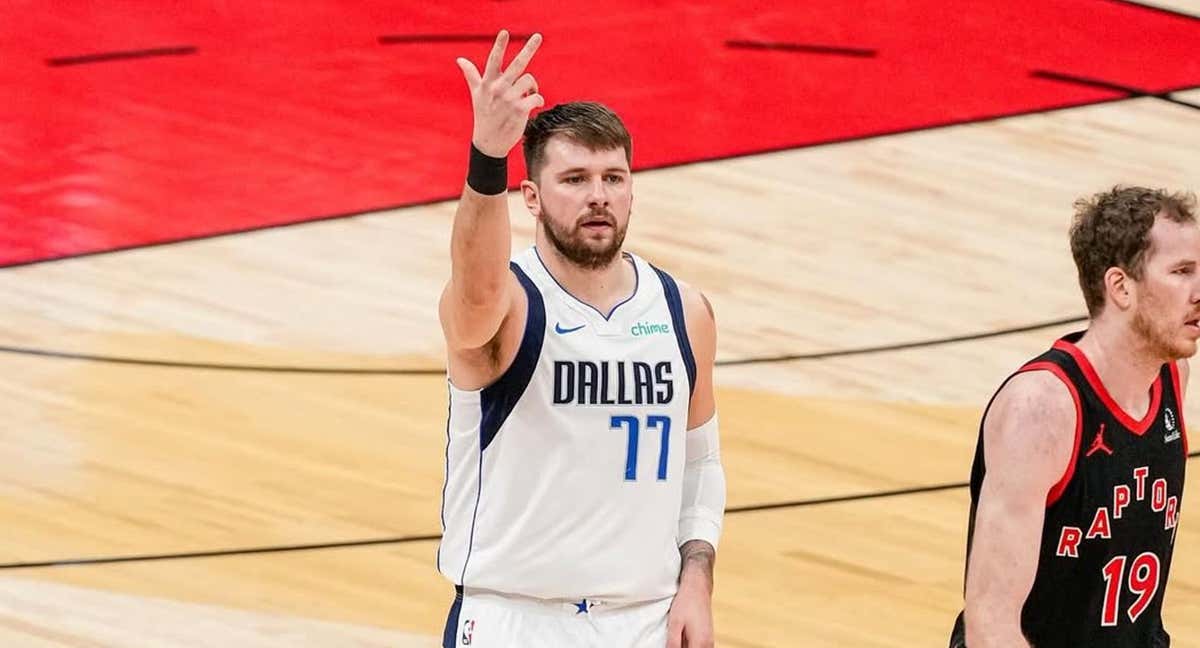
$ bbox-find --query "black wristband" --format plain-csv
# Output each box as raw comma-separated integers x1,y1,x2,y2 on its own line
467,144,508,195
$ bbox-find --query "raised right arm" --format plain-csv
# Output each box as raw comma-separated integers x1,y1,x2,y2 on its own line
439,30,543,352
964,369,1078,647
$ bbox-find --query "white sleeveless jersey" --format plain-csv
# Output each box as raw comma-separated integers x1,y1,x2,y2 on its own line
438,246,696,603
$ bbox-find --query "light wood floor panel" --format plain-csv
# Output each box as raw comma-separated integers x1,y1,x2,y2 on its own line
2,98,1198,377
4,95,1200,646
8,478,1197,647
1136,0,1200,17
0,355,990,560
17,327,1193,562
1175,88,1200,103
0,577,433,648
4,347,1197,644
0,360,448,561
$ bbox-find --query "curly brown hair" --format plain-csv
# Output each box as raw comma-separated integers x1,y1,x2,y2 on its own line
1070,186,1197,316
523,102,632,183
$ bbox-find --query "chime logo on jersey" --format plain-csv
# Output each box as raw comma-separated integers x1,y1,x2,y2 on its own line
1055,466,1180,558
1164,407,1180,443
553,360,675,405
630,321,671,336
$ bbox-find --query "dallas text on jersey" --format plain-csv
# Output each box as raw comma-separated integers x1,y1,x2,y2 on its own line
553,360,676,406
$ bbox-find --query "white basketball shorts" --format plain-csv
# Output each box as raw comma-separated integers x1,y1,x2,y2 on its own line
441,586,673,648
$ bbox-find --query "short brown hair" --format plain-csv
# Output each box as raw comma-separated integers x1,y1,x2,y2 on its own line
1070,186,1196,316
523,102,632,182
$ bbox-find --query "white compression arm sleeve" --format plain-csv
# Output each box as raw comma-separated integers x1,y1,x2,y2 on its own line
678,414,726,549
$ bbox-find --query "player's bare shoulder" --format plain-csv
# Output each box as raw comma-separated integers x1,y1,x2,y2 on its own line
440,271,530,390
984,369,1078,476
673,279,715,347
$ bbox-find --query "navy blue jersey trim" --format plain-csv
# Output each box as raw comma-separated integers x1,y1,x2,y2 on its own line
461,263,545,585
460,441,484,584
479,263,546,451
651,264,697,397
442,585,464,648
533,246,638,320
435,385,451,575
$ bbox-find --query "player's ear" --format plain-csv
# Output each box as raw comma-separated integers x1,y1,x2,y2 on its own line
1106,266,1133,310
521,179,540,217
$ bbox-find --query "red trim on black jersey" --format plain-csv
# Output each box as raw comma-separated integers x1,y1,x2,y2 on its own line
1051,338,1162,436
1019,361,1084,507
1169,361,1188,456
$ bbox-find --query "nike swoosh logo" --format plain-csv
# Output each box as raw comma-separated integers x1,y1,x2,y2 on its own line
555,323,586,334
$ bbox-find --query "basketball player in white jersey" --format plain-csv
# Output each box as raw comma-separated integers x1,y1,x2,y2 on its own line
436,30,726,648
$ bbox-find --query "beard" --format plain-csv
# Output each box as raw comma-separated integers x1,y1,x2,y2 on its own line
540,205,628,270
1131,294,1198,361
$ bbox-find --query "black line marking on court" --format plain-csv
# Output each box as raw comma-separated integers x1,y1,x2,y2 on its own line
0,315,1085,374
5,80,1199,271
1158,91,1198,110
725,482,967,514
378,33,533,45
0,344,444,375
46,46,197,67
725,40,876,58
1032,70,1200,111
728,450,1200,516
0,534,442,570
1105,0,1200,22
715,315,1086,367
7,451,1196,570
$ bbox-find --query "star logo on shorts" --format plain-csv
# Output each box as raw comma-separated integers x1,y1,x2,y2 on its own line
574,598,595,614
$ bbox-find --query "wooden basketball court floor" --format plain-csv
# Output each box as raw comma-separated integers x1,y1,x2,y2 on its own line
4,12,1200,648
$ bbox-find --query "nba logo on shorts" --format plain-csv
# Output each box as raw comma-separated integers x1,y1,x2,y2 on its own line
460,619,475,646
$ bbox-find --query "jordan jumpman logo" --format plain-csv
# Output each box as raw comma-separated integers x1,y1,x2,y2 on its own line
1086,423,1113,457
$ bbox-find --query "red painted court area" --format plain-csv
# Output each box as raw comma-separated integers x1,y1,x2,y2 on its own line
3,0,1199,266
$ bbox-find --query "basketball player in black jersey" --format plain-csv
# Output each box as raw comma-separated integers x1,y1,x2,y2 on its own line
950,187,1199,647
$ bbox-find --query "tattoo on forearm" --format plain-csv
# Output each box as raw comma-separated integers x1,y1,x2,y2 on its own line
680,539,716,588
